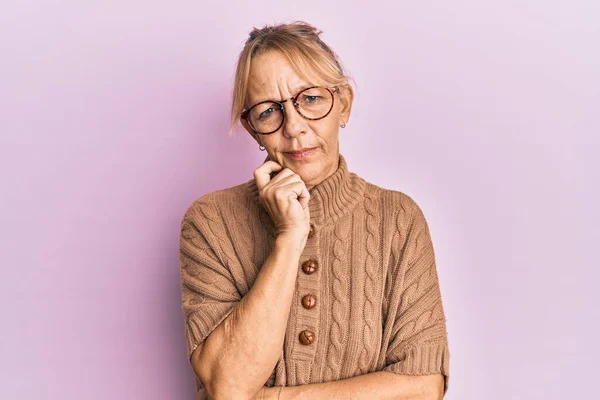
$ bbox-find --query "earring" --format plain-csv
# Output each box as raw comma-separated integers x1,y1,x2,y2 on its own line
259,144,265,151
340,122,346,128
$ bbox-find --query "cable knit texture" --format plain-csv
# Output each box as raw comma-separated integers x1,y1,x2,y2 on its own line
179,153,450,395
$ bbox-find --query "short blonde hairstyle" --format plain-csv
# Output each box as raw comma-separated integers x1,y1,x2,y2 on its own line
229,20,355,135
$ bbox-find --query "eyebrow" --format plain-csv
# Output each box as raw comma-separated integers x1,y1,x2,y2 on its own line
251,84,313,107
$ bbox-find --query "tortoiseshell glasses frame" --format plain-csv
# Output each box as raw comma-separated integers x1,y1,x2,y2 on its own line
241,86,339,135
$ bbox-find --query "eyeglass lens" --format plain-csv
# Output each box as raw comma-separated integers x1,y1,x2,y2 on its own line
247,87,333,134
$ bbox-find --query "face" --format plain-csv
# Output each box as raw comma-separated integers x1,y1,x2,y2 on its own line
241,50,353,190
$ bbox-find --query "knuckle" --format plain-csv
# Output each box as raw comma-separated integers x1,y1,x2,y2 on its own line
258,187,267,199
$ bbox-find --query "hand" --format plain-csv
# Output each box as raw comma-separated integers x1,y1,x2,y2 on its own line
253,159,310,240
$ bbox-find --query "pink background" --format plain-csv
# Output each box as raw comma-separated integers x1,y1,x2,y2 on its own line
1,1,598,399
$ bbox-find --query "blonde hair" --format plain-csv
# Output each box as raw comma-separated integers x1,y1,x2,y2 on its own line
228,20,355,136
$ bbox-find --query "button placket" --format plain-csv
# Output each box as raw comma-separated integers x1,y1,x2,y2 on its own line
293,221,321,357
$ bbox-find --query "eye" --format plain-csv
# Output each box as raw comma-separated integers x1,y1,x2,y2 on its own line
259,107,276,119
303,95,320,103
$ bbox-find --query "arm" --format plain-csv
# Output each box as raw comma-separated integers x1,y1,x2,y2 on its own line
181,198,304,400
198,234,303,399
274,371,444,400
231,371,442,400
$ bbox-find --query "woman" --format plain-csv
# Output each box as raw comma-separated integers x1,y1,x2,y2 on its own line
180,21,450,399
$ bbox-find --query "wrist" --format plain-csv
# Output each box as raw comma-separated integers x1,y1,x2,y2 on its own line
275,232,306,251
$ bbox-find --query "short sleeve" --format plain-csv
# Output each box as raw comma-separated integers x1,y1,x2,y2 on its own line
382,200,451,396
179,197,241,364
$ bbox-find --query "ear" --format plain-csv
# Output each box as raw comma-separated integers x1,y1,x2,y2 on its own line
337,84,354,126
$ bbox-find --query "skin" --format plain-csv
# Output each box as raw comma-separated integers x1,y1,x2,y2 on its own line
241,49,354,192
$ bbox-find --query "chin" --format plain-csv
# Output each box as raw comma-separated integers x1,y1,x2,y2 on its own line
297,166,323,186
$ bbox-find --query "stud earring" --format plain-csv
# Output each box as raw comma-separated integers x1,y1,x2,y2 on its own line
340,122,346,128
259,144,265,151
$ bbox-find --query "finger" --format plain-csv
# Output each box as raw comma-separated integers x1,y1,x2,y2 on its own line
268,170,302,187
297,184,310,209
267,168,297,186
278,181,310,207
254,161,283,190
270,173,310,208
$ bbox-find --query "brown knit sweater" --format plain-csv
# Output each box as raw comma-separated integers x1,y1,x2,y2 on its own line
179,153,450,395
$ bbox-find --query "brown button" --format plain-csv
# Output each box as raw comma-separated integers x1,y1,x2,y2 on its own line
301,294,317,309
308,224,314,238
301,259,319,275
298,330,315,345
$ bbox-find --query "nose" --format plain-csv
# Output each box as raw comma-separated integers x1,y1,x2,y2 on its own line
281,99,307,139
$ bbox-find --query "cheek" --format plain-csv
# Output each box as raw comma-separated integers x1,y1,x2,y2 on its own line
308,121,339,147
263,135,287,153
316,115,339,135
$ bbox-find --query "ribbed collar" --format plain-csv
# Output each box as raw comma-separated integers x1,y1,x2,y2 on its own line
247,153,366,234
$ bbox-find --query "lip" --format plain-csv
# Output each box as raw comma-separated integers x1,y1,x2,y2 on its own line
285,147,318,159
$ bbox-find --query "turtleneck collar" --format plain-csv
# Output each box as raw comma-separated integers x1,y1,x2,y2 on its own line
247,153,366,234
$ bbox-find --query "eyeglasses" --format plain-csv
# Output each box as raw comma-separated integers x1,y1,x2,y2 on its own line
241,86,338,135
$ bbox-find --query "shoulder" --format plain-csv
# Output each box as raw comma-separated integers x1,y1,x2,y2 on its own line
363,181,426,218
361,181,433,247
181,179,257,225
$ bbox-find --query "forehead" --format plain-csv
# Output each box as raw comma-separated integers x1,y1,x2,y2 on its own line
246,50,322,105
